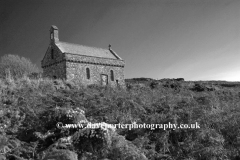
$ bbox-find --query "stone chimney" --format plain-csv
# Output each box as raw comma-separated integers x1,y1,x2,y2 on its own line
50,25,59,43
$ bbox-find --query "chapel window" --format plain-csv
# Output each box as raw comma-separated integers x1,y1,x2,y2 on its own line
86,68,90,79
110,70,114,81
51,49,54,59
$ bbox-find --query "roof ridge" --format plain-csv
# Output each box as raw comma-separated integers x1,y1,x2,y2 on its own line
59,41,108,51
109,48,122,60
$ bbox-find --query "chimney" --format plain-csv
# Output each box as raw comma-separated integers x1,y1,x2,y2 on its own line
50,25,59,43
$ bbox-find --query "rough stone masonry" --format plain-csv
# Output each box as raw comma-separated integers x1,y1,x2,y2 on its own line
41,25,125,87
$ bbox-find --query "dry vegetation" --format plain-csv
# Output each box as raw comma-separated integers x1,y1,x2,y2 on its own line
0,75,240,160
1,55,240,160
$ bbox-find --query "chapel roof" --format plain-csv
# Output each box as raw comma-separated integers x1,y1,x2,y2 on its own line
55,41,122,60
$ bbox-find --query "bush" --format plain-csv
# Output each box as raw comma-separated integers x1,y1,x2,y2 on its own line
0,54,40,79
1,77,240,159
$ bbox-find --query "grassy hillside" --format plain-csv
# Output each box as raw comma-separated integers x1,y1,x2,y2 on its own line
1,76,240,160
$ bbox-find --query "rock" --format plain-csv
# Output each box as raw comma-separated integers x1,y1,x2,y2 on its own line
65,108,88,124
41,108,148,160
43,149,78,160
109,134,148,160
0,155,6,160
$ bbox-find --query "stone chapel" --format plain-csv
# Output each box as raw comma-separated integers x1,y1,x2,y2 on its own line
41,25,125,87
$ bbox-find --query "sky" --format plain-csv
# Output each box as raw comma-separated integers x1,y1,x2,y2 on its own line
1,0,240,81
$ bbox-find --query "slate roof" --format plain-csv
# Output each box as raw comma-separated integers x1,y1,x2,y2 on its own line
55,41,122,60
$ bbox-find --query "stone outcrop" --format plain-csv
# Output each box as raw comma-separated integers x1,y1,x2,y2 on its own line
40,107,147,160
43,149,78,160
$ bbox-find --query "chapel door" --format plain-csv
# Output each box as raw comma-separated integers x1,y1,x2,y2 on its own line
101,74,108,86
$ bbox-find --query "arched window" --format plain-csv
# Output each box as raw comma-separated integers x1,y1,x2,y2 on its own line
110,70,114,81
51,49,54,59
86,68,90,79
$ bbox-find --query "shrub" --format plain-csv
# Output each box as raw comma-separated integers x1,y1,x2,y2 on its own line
1,77,240,159
0,54,40,79
149,81,158,89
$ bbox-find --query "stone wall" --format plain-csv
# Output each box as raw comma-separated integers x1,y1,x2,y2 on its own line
65,53,125,87
66,62,125,87
42,43,66,79
42,62,66,79
41,43,64,67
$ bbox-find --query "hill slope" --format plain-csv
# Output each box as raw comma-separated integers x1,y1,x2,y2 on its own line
0,77,240,159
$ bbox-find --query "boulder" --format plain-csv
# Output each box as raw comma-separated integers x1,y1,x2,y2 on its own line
43,149,78,160
40,108,148,160
0,155,6,160
109,134,148,160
